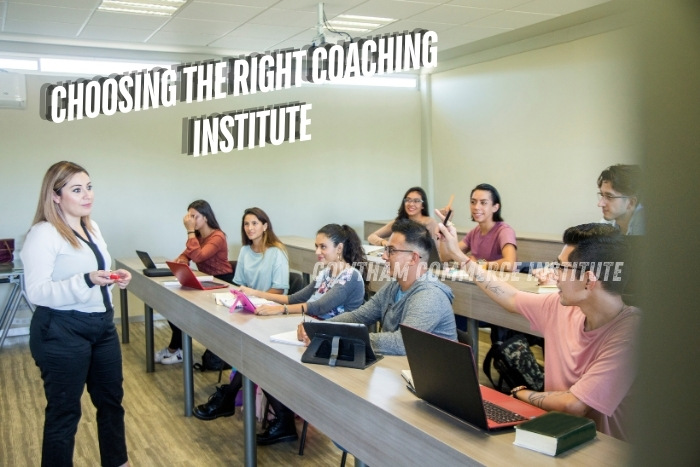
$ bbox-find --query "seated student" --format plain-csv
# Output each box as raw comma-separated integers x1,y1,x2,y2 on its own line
597,164,645,235
302,218,457,355
193,224,366,436
191,207,289,418
241,224,368,446
155,200,233,365
436,183,517,342
367,186,438,248
437,183,516,272
438,220,640,441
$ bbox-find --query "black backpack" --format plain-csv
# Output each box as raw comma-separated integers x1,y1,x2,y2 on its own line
483,334,544,393
193,349,232,382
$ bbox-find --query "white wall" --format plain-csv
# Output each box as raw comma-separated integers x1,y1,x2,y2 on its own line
0,75,422,260
430,29,638,237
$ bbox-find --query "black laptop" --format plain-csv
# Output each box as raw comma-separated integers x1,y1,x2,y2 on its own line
400,324,546,430
136,250,173,277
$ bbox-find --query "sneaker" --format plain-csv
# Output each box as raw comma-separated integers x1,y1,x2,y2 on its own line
155,347,175,363
161,348,183,365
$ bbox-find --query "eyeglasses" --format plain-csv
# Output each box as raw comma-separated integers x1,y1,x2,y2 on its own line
597,192,629,202
384,246,415,256
549,261,588,277
404,198,424,205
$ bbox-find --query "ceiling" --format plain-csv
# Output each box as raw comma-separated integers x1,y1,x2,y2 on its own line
0,0,610,62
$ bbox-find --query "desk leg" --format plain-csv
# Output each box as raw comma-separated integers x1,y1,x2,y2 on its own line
182,332,194,417
467,318,479,363
243,375,257,467
120,288,129,344
145,304,154,373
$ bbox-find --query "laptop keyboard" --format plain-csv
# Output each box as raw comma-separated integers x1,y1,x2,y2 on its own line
483,400,527,424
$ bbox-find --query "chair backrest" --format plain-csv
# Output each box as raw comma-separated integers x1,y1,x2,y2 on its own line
289,271,305,295
456,329,473,348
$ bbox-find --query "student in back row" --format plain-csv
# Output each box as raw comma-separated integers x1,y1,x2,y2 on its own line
437,183,516,271
597,164,645,235
367,186,437,248
438,218,640,441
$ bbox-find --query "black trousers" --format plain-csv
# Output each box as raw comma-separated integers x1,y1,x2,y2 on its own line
30,306,127,467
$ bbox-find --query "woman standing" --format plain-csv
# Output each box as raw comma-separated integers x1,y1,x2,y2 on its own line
155,200,233,365
22,161,131,467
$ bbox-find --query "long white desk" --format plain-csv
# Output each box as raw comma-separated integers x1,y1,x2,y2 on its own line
282,235,542,362
364,219,564,264
115,257,628,466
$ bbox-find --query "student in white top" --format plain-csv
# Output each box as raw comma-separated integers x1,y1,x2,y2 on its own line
22,161,132,467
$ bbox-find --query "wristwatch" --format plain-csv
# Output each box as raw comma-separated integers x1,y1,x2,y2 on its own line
283,304,288,315
510,385,527,398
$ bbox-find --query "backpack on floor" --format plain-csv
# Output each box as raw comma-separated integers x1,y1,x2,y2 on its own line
482,334,544,393
194,349,232,373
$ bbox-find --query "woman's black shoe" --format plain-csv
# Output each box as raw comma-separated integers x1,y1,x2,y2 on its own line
256,415,298,445
193,385,236,420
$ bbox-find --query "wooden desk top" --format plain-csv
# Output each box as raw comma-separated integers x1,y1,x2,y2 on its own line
116,257,629,466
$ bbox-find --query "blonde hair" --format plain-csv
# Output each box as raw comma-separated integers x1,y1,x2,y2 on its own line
32,161,94,249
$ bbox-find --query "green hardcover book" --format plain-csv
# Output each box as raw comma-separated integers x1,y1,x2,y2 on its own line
513,411,597,456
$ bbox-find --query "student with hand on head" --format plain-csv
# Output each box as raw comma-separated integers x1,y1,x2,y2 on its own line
367,186,438,248
437,220,640,441
437,183,517,272
240,223,368,446
22,161,132,467
155,200,233,365
597,164,645,235
192,207,289,421
301,218,457,356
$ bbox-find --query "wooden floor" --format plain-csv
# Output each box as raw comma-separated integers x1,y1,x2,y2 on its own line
0,320,533,466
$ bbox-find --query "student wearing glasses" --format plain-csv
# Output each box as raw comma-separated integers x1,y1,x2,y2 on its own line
437,221,640,441
302,218,457,356
367,186,438,247
597,164,645,235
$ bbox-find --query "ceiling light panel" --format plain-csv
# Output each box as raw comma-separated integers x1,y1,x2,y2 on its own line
98,0,186,17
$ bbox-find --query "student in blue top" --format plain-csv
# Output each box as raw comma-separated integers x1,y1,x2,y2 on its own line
192,207,289,420
233,207,289,292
